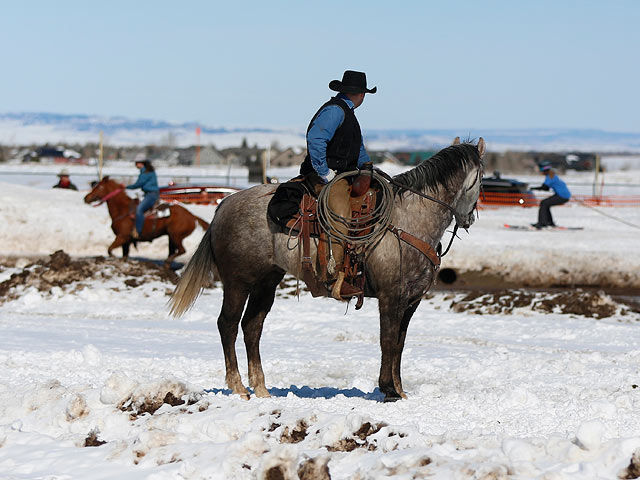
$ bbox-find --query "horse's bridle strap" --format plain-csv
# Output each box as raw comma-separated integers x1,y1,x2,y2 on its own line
94,188,124,206
387,225,441,270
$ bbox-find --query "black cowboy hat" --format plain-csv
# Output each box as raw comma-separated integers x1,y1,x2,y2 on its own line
329,70,377,94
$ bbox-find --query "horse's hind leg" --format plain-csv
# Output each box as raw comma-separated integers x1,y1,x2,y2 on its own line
241,268,285,398
218,285,251,399
165,236,186,268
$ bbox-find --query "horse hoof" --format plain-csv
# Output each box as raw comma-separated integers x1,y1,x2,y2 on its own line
254,387,271,398
383,394,403,403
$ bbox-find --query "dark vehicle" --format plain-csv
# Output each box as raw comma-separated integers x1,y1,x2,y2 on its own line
531,152,596,172
480,172,537,207
159,183,240,205
565,153,596,171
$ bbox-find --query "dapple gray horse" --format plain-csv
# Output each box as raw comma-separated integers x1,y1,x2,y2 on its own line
169,139,485,402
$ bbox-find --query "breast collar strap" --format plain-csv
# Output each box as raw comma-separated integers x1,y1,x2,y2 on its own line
387,225,441,270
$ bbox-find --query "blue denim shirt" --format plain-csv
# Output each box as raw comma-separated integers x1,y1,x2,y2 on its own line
544,173,571,199
307,93,371,177
126,168,159,193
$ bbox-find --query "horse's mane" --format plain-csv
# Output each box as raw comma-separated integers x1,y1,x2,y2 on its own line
393,142,482,195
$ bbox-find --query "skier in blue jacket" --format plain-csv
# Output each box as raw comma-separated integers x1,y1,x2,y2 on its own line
126,159,159,239
531,162,571,229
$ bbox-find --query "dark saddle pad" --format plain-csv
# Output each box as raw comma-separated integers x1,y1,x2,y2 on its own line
267,174,379,238
267,176,319,234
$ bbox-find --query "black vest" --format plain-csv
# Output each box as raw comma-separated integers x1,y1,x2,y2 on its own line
300,96,362,175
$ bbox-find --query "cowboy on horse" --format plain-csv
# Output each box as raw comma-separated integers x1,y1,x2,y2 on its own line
299,70,377,300
84,176,210,268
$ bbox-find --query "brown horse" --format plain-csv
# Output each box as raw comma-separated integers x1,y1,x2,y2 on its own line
84,177,210,267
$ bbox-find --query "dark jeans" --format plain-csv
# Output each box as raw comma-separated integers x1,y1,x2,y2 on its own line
135,191,159,233
538,194,569,226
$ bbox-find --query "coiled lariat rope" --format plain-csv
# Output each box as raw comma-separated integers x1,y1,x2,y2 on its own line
316,170,394,247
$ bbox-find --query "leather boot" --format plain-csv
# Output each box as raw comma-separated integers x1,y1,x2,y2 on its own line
330,271,363,300
131,227,139,239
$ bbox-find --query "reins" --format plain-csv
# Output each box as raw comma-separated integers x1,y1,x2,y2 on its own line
374,168,458,217
92,188,124,206
374,168,462,259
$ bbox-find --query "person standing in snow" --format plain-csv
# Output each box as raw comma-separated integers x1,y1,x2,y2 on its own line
299,70,376,300
52,168,78,190
531,161,571,229
126,159,159,239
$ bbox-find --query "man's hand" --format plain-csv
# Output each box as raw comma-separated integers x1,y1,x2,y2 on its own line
321,170,336,184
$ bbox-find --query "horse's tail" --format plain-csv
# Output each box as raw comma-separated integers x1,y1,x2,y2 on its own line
194,215,210,230
167,227,215,318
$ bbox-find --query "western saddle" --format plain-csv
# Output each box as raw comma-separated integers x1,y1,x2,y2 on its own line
273,173,442,310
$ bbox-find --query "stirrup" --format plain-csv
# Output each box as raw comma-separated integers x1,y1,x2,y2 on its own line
330,271,363,300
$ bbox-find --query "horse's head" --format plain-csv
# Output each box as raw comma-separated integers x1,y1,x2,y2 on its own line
84,176,119,205
452,138,485,229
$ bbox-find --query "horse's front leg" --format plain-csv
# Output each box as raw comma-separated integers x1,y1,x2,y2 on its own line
108,235,129,258
378,297,420,402
218,286,251,399
241,269,284,398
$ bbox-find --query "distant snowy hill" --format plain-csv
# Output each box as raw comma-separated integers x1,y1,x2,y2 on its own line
1,112,639,152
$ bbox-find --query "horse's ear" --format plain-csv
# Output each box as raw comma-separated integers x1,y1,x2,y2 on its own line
103,175,110,181
452,136,460,145
477,137,486,157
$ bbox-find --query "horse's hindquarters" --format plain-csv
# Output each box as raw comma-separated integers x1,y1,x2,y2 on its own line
210,186,283,283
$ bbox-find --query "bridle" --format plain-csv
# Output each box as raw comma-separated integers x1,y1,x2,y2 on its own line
374,168,458,217
375,167,481,258
90,186,124,207
87,183,133,224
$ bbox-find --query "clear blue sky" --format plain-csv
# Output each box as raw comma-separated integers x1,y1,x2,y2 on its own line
2,0,639,131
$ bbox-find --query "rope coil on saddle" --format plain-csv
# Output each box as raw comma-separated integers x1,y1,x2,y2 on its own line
316,170,394,246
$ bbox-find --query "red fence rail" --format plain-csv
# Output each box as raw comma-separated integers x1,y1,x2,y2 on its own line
479,192,640,208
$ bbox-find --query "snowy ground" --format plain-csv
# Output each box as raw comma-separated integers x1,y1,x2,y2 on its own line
1,167,640,479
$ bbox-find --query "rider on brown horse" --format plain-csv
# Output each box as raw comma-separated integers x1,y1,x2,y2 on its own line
126,159,159,239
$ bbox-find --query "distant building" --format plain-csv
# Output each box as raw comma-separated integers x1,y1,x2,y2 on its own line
369,150,401,165
269,147,305,167
221,145,263,167
23,145,84,164
177,145,226,166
